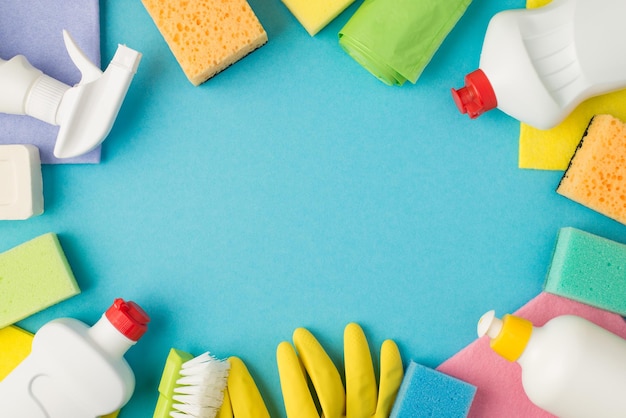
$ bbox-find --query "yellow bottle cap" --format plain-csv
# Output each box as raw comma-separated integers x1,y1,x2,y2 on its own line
477,310,533,362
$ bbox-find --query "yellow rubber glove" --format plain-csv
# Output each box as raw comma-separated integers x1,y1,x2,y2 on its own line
276,323,404,418
217,356,270,418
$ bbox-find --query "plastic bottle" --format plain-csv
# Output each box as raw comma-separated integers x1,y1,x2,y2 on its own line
0,30,141,159
451,0,626,130
0,298,150,418
477,310,626,418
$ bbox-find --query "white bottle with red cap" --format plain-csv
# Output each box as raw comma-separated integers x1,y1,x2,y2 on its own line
0,298,150,418
451,0,626,130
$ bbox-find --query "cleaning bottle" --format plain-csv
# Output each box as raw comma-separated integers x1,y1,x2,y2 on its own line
451,0,626,130
0,29,141,158
0,298,150,418
477,310,626,418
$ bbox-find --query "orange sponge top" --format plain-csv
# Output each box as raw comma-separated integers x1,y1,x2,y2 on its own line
558,114,626,225
142,0,268,86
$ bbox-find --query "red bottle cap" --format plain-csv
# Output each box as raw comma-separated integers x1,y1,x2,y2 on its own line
105,298,150,341
451,69,497,118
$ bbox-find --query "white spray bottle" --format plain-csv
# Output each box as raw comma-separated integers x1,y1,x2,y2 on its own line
0,298,150,418
478,310,626,418
0,30,141,158
451,0,626,130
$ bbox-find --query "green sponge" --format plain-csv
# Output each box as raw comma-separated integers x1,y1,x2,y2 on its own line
544,227,626,315
0,233,80,328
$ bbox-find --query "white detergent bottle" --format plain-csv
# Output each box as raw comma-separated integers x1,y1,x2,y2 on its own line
451,0,626,130
477,310,626,418
0,298,150,418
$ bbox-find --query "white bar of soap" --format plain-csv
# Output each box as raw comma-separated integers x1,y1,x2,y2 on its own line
0,145,43,220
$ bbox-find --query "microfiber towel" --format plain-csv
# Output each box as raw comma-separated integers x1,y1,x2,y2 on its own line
339,0,472,86
518,0,626,171
0,0,101,164
436,292,626,418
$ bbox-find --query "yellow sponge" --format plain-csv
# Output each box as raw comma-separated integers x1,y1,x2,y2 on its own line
557,114,626,225
282,0,356,36
142,0,268,86
0,326,33,380
519,90,626,170
0,233,80,328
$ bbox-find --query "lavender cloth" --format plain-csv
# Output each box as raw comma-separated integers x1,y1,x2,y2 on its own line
0,0,101,164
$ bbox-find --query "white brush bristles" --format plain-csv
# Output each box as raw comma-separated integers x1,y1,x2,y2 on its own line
169,352,230,418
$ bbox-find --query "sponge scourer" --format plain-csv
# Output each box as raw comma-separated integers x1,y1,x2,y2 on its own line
544,227,626,315
142,0,268,86
557,114,626,225
0,233,80,328
390,360,476,418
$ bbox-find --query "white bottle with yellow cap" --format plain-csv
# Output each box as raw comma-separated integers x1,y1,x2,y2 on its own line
478,310,626,418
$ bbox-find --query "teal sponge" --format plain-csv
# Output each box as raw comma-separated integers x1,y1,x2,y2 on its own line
544,227,626,315
0,233,80,328
390,360,476,418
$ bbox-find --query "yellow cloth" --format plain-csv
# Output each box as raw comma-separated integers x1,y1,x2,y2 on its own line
518,0,626,170
281,0,356,36
0,325,33,380
0,325,119,418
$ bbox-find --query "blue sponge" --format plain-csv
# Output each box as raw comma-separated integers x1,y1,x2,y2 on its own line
390,360,476,418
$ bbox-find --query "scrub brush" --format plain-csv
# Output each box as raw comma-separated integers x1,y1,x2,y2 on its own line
153,348,230,418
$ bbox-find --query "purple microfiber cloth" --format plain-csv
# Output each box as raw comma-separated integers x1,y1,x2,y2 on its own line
0,0,101,164
436,292,626,418
390,361,476,418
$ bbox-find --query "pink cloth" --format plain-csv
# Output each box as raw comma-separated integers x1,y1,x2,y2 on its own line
436,292,626,418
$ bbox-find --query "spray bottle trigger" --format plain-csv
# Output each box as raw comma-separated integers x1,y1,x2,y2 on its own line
62,30,102,85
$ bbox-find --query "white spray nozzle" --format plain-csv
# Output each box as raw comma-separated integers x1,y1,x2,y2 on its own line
62,30,103,85
477,310,503,339
0,30,141,159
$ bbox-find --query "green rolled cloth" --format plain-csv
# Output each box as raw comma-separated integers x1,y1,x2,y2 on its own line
339,0,472,86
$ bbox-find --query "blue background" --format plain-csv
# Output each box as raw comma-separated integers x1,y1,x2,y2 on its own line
5,0,626,416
